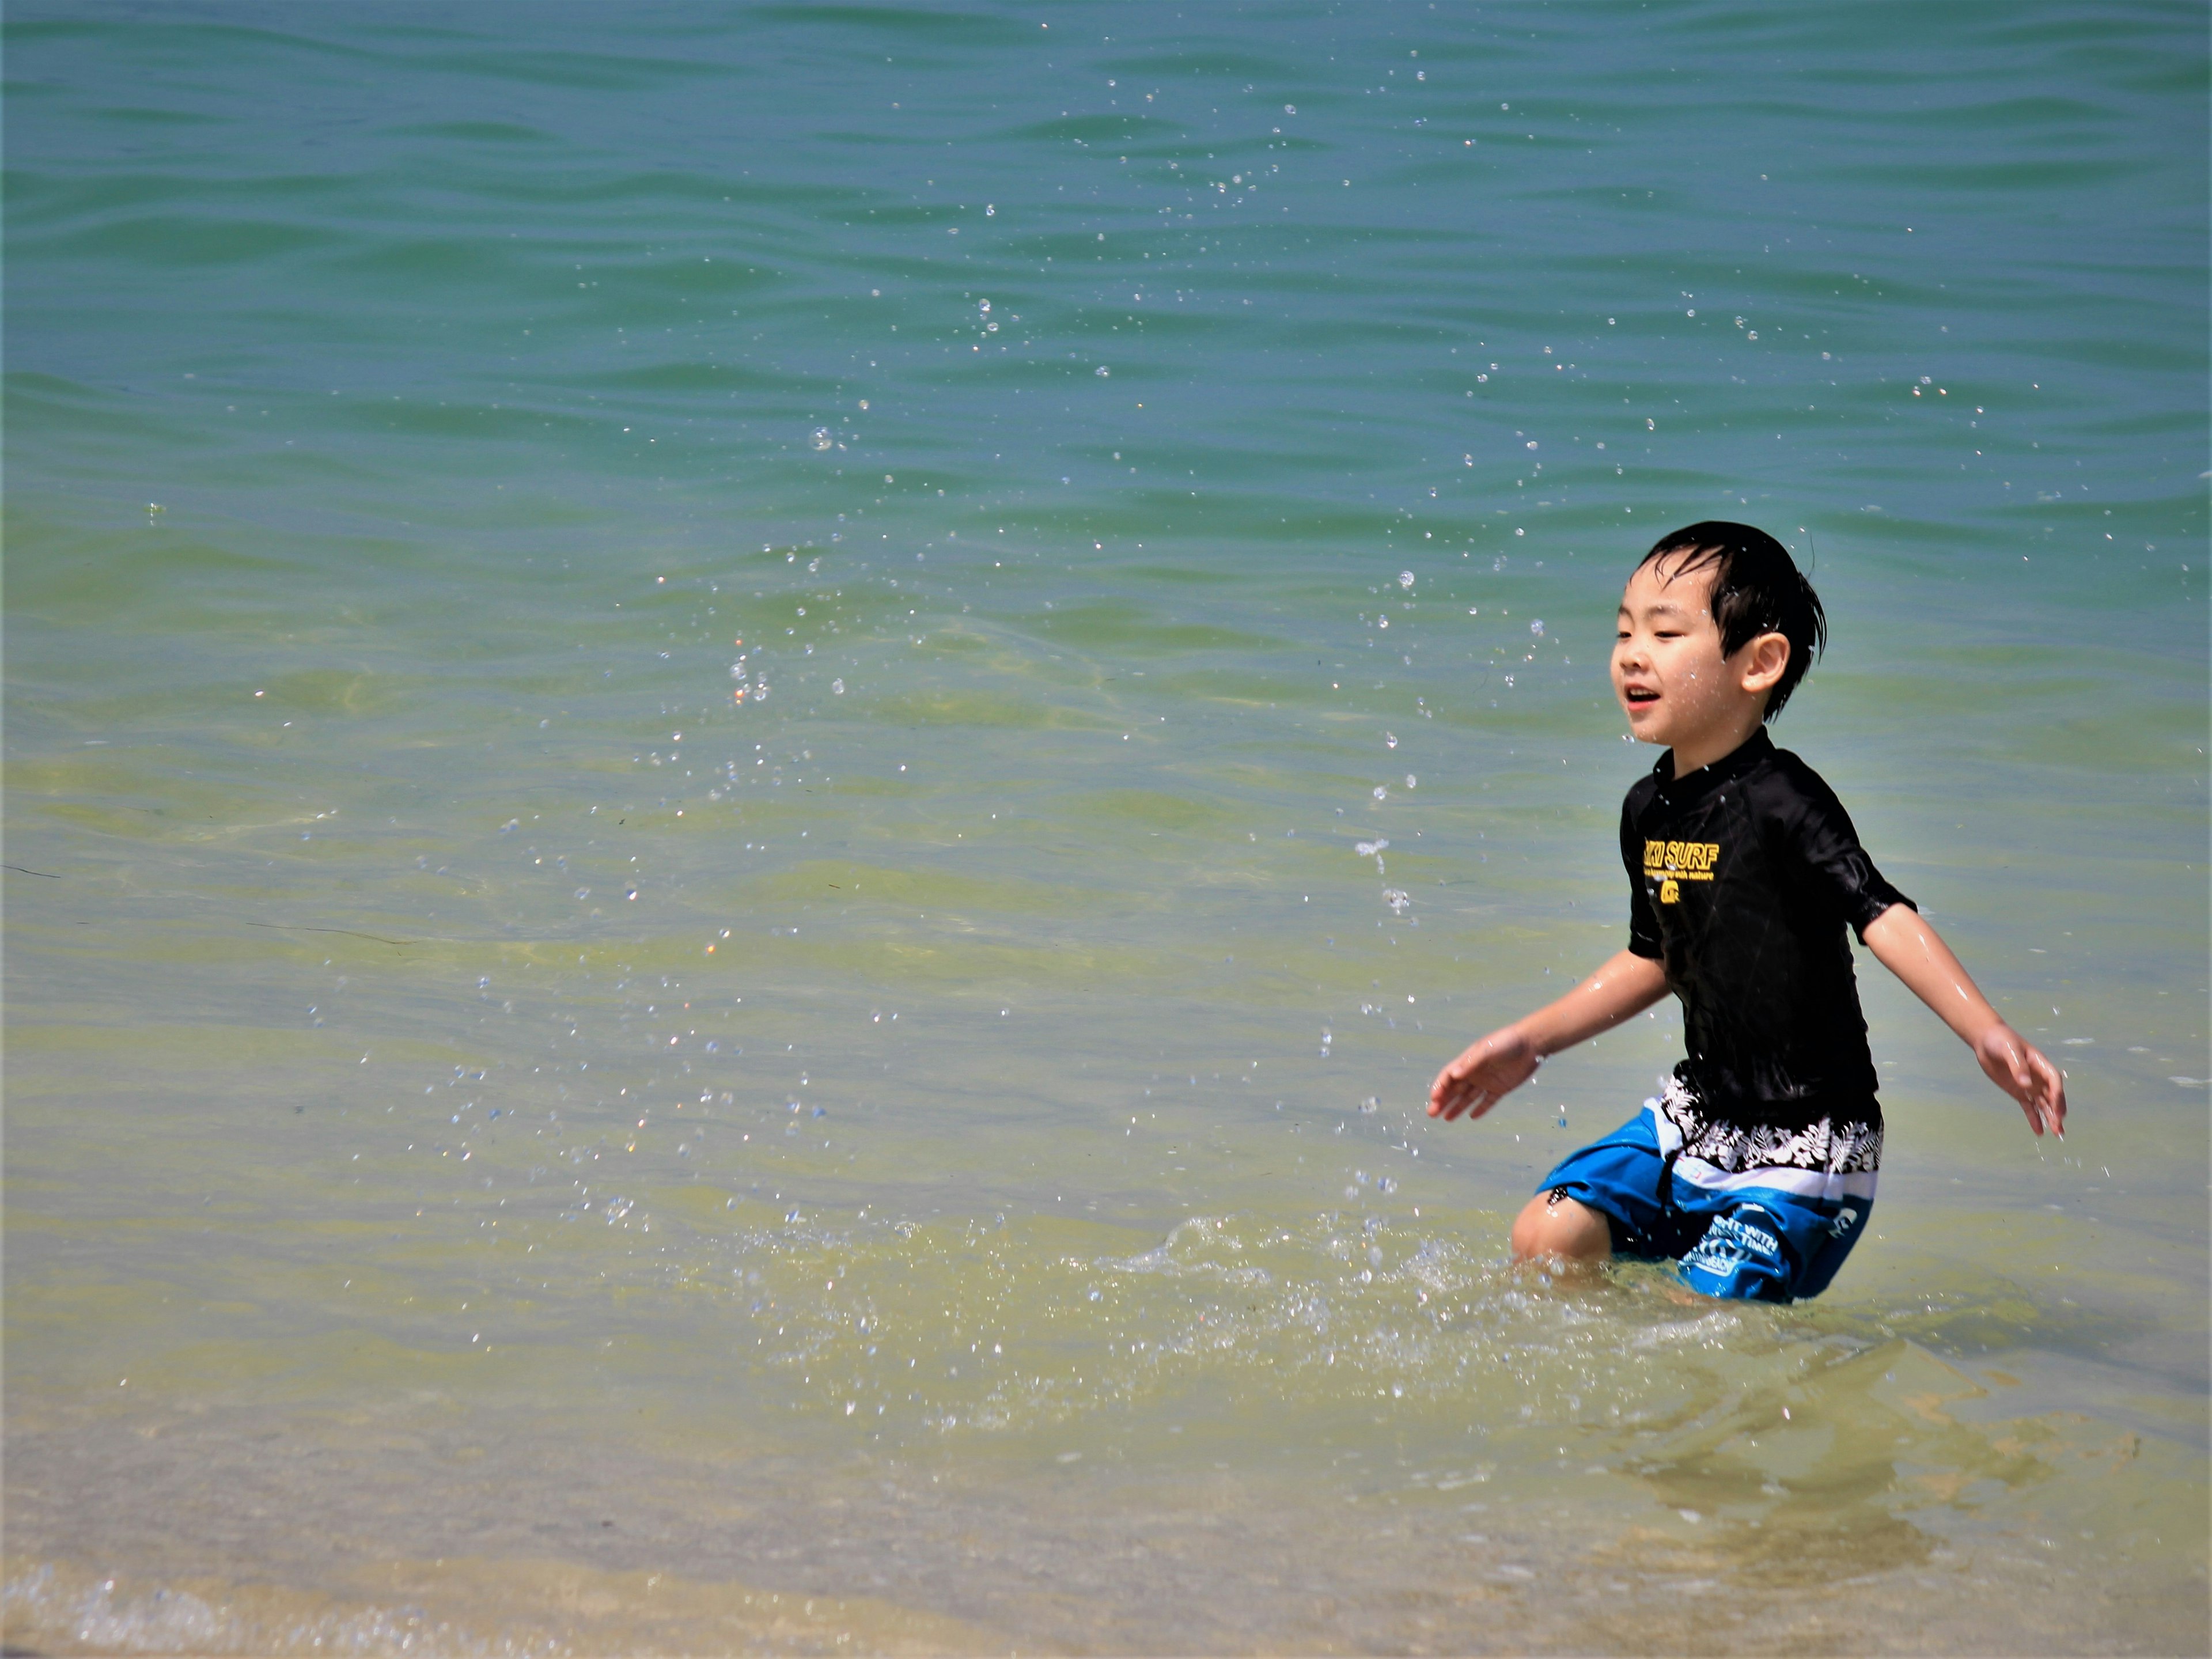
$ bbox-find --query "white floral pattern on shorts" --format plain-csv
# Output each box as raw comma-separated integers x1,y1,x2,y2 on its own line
1657,1073,1882,1175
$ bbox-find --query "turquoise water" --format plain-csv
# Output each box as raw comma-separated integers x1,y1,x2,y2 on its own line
5,3,2206,1651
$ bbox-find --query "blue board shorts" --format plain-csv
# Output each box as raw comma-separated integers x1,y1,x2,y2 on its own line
1537,1090,1879,1302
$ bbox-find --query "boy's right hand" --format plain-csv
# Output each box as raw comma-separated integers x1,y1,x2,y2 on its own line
1429,1026,1541,1121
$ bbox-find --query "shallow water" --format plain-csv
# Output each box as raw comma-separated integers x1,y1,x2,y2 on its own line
5,2,2206,1652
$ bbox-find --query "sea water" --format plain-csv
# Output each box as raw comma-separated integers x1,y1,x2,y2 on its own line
5,3,2205,1652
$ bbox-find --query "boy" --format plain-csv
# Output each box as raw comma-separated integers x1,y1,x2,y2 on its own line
1428,522,2067,1301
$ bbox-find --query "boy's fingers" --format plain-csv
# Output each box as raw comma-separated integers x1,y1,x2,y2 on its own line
2026,1088,2056,1137
2032,1051,2069,1135
1431,1066,1503,1122
1986,1032,2043,1111
2011,1058,2048,1134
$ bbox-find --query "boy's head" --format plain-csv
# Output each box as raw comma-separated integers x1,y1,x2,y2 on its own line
1613,523,1827,764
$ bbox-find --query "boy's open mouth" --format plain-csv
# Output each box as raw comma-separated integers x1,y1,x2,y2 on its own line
1623,687,1660,704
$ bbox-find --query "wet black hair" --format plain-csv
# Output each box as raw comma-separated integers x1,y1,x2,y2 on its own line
1636,521,1827,721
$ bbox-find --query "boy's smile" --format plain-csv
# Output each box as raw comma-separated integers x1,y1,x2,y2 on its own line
1612,551,1787,775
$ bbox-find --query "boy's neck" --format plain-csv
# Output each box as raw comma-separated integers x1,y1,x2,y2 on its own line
1669,719,1768,779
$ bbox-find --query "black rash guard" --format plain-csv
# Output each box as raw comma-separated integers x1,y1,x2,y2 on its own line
1622,728,1912,1124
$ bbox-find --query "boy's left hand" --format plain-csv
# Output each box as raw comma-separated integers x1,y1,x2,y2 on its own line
1974,1024,2067,1138
1862,908,2071,1140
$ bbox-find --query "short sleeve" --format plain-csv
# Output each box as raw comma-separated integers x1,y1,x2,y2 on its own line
1622,796,1663,958
1773,762,1914,940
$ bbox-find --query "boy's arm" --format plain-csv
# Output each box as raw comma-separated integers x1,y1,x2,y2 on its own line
1861,904,2067,1138
1428,950,1670,1122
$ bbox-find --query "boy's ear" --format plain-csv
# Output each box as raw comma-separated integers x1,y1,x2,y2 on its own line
1736,631,1791,694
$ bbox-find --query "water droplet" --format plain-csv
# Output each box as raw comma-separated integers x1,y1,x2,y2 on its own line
831,678,846,694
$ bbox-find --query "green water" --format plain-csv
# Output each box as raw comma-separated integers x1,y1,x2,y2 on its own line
5,3,2206,1651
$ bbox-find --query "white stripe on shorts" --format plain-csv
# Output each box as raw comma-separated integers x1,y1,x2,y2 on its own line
1643,1100,1880,1203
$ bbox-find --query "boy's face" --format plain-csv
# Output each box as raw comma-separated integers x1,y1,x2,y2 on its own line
1611,552,1776,754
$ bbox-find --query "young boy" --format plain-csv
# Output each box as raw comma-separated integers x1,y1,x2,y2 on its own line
1428,522,2067,1301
